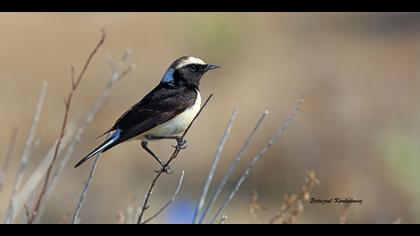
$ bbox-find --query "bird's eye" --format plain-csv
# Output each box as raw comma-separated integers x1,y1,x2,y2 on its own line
189,64,198,71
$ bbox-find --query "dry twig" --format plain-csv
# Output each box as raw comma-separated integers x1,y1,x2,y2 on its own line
141,170,185,224
71,133,111,224
28,29,106,223
34,49,134,223
137,94,213,224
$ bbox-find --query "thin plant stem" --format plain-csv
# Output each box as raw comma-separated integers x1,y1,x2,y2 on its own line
209,91,305,224
71,134,110,224
34,49,134,223
197,110,268,223
141,170,185,224
192,108,238,224
28,29,106,223
4,82,48,224
0,127,19,193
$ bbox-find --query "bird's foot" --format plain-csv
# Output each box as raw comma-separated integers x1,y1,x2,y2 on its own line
154,164,173,174
171,137,187,150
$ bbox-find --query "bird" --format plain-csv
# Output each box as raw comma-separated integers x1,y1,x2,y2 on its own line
74,56,219,171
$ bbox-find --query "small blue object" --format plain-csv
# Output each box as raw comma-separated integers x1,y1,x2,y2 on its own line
163,199,195,224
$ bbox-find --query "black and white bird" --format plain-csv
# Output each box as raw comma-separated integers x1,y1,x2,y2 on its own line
74,56,219,170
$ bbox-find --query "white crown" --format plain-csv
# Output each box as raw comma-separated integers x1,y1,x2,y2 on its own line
175,56,206,69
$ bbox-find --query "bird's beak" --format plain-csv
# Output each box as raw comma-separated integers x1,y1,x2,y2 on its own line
205,64,220,71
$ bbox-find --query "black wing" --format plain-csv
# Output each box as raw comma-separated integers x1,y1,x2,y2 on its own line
104,84,197,145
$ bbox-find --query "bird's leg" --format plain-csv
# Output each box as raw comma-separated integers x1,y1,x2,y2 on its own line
145,135,187,149
141,141,172,174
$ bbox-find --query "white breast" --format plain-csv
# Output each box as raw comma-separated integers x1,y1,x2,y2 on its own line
139,91,202,141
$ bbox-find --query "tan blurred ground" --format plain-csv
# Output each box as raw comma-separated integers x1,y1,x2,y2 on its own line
1,13,420,223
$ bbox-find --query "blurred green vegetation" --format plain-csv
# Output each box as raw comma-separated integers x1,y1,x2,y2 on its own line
380,124,420,220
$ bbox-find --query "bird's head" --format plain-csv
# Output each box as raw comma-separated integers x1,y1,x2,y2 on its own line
161,56,219,89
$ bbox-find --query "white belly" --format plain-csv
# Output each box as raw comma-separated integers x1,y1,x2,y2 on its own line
137,91,201,141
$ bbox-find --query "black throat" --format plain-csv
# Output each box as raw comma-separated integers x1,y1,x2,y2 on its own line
172,69,201,90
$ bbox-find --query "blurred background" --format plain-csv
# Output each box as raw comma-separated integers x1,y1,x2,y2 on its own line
1,13,420,224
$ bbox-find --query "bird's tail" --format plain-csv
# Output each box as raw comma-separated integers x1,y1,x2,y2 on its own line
74,130,122,168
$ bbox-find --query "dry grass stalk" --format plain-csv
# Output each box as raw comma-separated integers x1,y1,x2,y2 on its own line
117,211,126,224
116,190,143,224
4,82,48,224
196,110,268,224
0,127,19,193
118,192,142,224
249,189,265,224
339,197,353,224
269,171,319,224
209,92,306,224
71,134,110,224
5,124,75,224
193,108,238,224
27,29,106,223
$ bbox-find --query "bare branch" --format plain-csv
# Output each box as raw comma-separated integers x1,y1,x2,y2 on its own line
34,49,135,223
197,110,268,223
28,30,106,223
137,94,213,224
73,28,106,89
141,170,185,224
193,108,238,224
72,134,110,224
0,127,19,193
209,91,305,224
4,82,48,224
